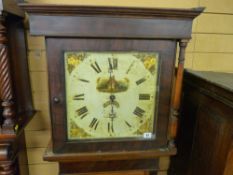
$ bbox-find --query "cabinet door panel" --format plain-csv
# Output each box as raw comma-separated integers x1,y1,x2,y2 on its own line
189,97,233,175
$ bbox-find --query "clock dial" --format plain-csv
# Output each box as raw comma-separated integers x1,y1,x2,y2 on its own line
65,52,159,140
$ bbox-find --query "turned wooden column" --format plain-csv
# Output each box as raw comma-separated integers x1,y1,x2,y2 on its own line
0,144,15,175
0,16,15,133
0,162,15,175
169,39,189,148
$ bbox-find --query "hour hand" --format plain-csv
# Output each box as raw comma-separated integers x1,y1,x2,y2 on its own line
103,101,120,108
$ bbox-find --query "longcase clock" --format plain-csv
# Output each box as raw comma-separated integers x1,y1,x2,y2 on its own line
21,4,204,175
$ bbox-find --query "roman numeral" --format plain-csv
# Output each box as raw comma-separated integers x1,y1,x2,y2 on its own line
108,57,118,70
91,61,102,73
136,77,146,85
76,106,88,119
73,94,84,100
139,94,150,100
126,60,135,74
125,121,132,128
78,78,89,83
133,107,145,117
89,118,99,130
108,122,114,133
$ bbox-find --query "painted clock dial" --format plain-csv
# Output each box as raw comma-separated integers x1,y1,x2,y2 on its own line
64,52,159,140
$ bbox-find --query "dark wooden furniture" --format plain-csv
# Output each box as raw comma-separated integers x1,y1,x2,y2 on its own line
21,4,203,175
0,0,35,175
171,70,233,175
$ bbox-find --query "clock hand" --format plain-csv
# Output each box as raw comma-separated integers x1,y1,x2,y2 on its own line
103,100,119,108
108,57,117,120
110,94,115,102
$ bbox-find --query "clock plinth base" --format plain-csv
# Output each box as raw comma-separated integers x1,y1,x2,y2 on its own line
44,141,176,175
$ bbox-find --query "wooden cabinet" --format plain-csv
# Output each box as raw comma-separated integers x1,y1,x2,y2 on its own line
0,0,35,174
171,70,233,175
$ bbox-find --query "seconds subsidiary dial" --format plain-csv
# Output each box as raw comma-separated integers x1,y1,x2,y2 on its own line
65,52,159,140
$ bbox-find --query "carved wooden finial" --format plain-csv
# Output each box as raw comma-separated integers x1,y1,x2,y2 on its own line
178,39,189,63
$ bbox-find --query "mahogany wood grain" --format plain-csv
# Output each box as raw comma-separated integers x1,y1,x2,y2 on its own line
22,4,203,175
47,38,176,153
44,141,176,162
20,4,204,18
28,15,193,39
20,4,203,39
60,159,159,174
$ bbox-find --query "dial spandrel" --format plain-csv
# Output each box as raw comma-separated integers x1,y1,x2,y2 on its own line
65,52,159,140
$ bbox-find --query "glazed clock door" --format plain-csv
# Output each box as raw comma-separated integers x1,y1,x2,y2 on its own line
47,38,176,153
65,52,159,140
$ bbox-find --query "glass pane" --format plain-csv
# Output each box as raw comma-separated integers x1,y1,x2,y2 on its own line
64,52,159,140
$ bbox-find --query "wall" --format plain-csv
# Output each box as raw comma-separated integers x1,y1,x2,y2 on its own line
25,0,233,175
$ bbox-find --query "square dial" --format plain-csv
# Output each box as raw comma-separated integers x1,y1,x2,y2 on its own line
64,52,159,140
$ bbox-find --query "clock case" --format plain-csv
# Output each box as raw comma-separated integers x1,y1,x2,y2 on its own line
21,4,203,174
